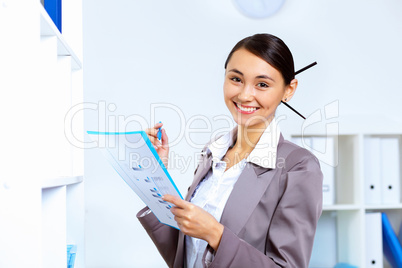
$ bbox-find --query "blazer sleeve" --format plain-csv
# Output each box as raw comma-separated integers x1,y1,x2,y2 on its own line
136,206,179,267
206,151,323,268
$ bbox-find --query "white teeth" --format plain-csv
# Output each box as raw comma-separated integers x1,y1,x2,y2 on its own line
235,103,257,112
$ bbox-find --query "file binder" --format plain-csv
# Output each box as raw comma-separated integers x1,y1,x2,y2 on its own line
382,212,402,267
364,137,382,204
380,138,401,204
309,212,337,267
44,0,62,33
291,136,312,151
311,137,335,205
365,212,383,267
291,136,335,205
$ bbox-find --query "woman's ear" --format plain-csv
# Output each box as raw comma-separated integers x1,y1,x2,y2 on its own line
282,78,298,102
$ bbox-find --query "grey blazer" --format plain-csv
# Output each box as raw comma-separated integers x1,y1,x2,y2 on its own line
137,134,323,268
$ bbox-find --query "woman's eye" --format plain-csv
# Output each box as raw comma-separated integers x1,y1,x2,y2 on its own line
230,77,241,83
257,82,269,88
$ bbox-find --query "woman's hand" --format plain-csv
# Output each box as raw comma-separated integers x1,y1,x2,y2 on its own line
162,194,224,251
145,122,169,168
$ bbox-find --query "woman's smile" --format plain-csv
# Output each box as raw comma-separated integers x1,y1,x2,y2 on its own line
233,101,260,114
224,48,290,127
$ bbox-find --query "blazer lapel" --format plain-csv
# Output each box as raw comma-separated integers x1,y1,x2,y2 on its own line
176,134,284,267
219,162,280,235
185,151,213,201
175,152,213,268
220,134,285,235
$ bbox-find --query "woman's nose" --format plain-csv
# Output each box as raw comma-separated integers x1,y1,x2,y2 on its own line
238,84,255,102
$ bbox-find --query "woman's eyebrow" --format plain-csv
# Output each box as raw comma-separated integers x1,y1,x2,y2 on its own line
228,69,275,82
256,74,275,82
228,69,244,76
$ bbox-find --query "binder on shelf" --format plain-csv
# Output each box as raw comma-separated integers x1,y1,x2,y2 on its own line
334,263,358,268
309,212,337,268
311,137,335,206
291,136,335,205
380,138,400,204
67,244,77,268
364,137,382,204
365,212,383,267
291,136,312,151
382,212,402,267
43,0,62,33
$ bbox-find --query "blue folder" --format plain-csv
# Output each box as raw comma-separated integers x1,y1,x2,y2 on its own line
44,0,62,33
382,212,402,267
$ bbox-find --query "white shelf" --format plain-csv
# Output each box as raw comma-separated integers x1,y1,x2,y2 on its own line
322,204,360,211
0,1,84,267
365,203,402,210
288,114,402,136
322,203,402,210
42,176,83,189
42,185,67,267
292,132,402,267
41,179,85,268
39,3,82,70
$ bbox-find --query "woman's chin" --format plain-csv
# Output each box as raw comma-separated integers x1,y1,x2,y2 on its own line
233,116,273,129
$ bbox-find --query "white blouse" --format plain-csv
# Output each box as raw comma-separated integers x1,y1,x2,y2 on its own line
185,118,281,268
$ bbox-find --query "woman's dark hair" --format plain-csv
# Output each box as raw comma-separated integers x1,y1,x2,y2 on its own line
224,33,295,85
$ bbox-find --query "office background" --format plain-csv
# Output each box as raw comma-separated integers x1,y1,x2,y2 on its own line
82,1,402,267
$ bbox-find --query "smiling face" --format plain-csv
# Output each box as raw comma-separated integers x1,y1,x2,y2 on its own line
224,48,296,129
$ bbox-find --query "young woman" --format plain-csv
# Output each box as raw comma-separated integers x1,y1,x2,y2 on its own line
138,33,323,268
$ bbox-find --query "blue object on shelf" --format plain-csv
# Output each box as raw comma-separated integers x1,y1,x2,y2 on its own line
334,263,358,268
382,212,402,268
67,244,77,268
44,0,62,33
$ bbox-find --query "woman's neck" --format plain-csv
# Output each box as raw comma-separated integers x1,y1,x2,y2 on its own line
233,116,274,152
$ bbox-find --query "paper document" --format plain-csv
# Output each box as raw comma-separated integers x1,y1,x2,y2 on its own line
87,131,183,229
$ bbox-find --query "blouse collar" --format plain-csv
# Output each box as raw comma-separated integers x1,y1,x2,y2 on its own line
207,117,281,169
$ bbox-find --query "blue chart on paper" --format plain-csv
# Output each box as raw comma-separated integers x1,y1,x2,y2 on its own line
87,130,183,229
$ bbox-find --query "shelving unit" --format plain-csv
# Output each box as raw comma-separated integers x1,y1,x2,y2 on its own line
42,176,84,268
291,127,402,268
0,0,83,267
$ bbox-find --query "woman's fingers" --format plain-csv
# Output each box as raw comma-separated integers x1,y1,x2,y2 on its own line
145,123,169,167
163,194,186,207
170,207,184,218
145,128,158,137
145,122,163,138
160,128,169,146
148,135,162,147
165,194,222,244
145,123,166,148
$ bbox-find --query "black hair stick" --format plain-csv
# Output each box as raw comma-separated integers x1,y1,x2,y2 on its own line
281,101,306,119
281,61,317,120
295,61,317,76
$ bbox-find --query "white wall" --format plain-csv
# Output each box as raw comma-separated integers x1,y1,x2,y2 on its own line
83,1,402,267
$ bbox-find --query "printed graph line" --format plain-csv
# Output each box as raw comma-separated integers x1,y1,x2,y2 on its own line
105,147,150,201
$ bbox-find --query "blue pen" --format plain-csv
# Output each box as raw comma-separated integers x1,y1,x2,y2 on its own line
157,121,162,142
